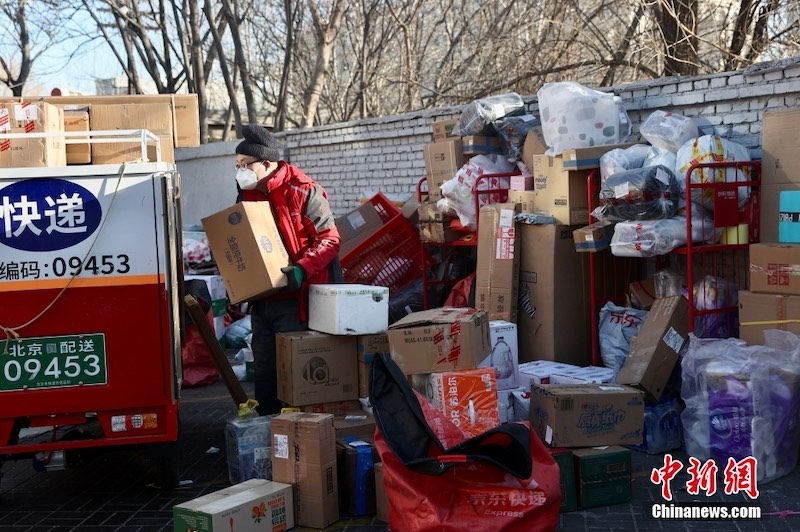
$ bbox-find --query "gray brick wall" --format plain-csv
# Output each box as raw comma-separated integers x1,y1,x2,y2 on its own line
179,58,800,221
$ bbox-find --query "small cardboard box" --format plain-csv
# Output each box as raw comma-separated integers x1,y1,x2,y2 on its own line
63,108,91,164
548,448,578,512
573,220,614,252
461,135,502,155
431,118,459,141
572,446,632,509
333,411,376,441
507,190,537,213
424,139,467,180
550,366,615,385
628,279,657,311
426,367,500,438
6,102,66,168
387,307,491,375
336,438,380,517
478,320,520,390
417,201,445,223
336,201,384,257
518,360,581,388
357,334,389,397
271,413,339,529
309,284,389,335
418,221,462,243
615,295,688,402
510,173,533,191
738,290,800,345
173,478,294,532
532,155,590,225
780,190,800,243
300,400,362,415
529,383,644,447
750,243,800,295
276,331,358,406
201,202,290,304
374,462,388,522
475,203,520,322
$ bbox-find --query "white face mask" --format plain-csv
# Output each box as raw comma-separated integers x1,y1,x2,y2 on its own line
236,167,259,190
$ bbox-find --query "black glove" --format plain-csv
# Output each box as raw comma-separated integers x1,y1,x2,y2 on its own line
280,265,305,291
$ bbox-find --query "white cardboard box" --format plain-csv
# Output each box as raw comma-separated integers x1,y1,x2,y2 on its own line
550,366,615,384
173,478,294,532
497,386,525,423
517,360,580,389
478,320,520,390
309,284,389,335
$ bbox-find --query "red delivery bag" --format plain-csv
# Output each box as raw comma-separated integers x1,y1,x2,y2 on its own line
370,352,561,531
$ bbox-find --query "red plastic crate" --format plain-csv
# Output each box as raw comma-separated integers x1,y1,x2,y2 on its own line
340,192,433,295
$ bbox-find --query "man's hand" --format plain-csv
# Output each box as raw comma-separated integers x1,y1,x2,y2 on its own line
281,265,306,291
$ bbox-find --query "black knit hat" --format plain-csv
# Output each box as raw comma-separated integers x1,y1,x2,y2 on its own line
236,124,285,162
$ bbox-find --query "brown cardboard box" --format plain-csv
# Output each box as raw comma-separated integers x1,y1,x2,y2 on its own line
573,220,614,253
276,331,358,406
532,154,591,226
374,462,388,522
424,139,467,200
271,413,338,528
738,290,800,345
336,438,380,517
89,103,175,163
3,103,66,168
615,296,688,402
521,129,548,172
517,224,591,366
761,108,800,187
419,221,462,243
63,108,91,164
628,279,657,310
556,143,635,171
461,135,502,155
749,242,800,296
475,203,520,322
336,201,384,257
417,201,445,222
431,118,459,141
333,411,376,441
201,202,290,304
357,334,389,397
508,190,537,213
301,400,362,415
386,307,491,375
529,383,644,447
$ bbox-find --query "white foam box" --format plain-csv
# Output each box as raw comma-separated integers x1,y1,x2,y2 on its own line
173,478,294,532
517,360,581,389
549,366,615,384
308,284,389,335
478,320,520,390
497,387,525,423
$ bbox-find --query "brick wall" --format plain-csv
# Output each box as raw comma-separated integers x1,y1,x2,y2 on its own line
177,57,800,223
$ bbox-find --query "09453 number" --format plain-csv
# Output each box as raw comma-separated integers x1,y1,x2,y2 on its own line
51,254,130,277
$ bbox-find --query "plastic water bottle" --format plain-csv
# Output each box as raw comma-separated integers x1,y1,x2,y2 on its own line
491,336,514,380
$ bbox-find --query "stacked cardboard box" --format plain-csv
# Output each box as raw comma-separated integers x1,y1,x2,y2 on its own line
0,102,66,168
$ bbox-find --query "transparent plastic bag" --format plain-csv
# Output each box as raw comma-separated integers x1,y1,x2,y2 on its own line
599,144,651,183
641,110,698,153
456,92,525,136
492,113,543,162
537,81,632,156
598,165,680,221
609,213,717,257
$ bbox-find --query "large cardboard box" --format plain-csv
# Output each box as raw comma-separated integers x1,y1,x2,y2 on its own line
478,320,520,390
271,413,339,529
529,383,644,447
517,224,591,366
276,331,358,406
426,367,500,438
90,102,175,163
336,201,384,257
749,242,800,296
424,139,467,200
386,307,491,375
532,155,591,225
357,334,389,397
0,102,66,168
738,290,800,345
308,284,389,335
615,296,688,402
572,446,632,509
475,203,520,322
172,478,294,532
374,462,388,522
63,108,91,164
761,108,800,187
201,202,290,304
336,438,380,517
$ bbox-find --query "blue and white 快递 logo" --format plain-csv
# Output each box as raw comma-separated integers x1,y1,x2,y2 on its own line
0,178,102,252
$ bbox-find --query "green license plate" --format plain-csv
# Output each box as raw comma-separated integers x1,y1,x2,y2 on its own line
0,333,108,392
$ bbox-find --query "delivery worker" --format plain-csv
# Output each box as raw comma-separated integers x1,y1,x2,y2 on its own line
235,124,342,415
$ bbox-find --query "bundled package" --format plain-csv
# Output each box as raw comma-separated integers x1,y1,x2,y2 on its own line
437,154,515,231
692,275,739,339
492,113,543,162
598,302,649,375
675,135,753,210
455,92,525,136
597,165,681,221
629,396,683,454
225,402,275,484
681,333,800,483
640,110,698,153
537,81,632,156
610,213,717,257
599,144,652,183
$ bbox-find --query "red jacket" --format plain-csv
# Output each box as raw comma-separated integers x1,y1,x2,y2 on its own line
241,162,340,321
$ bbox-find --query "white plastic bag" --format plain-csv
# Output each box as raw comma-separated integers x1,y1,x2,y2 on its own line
456,92,525,136
641,110,698,153
537,81,632,156
599,144,651,184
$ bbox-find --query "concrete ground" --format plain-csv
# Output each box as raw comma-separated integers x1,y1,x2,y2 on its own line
0,379,798,531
